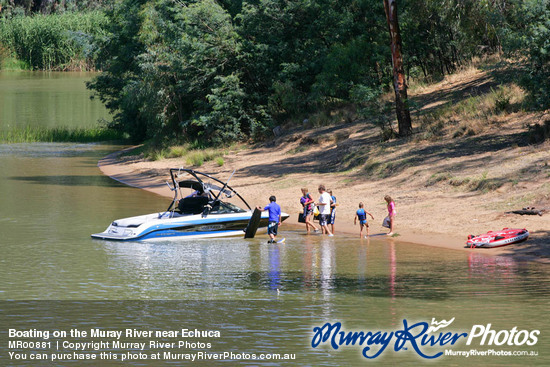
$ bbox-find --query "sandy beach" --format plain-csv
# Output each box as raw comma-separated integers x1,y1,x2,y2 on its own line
97,126,550,263
95,65,550,263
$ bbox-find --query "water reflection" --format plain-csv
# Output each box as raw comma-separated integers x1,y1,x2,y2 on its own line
320,238,335,301
468,252,518,280
2,73,549,364
0,71,110,129
268,243,281,292
9,174,126,187
90,230,550,305
389,240,397,326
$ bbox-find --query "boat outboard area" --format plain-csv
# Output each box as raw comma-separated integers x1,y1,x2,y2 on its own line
91,168,289,241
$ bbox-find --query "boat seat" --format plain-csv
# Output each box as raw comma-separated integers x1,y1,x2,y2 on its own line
178,196,209,214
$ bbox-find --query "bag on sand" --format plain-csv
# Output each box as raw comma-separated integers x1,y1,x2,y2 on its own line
382,216,391,228
298,213,306,223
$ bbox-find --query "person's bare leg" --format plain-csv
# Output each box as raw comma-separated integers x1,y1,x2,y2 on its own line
387,216,394,236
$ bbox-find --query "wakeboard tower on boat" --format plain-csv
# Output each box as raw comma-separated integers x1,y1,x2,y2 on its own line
91,168,289,241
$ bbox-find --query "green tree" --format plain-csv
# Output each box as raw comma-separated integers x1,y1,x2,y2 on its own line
503,0,550,108
86,0,550,146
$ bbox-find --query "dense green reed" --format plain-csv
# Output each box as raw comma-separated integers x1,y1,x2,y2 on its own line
0,126,125,143
0,11,107,70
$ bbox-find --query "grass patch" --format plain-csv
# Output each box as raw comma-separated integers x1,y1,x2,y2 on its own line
362,159,384,176
149,149,168,161
417,83,526,140
416,115,446,141
185,149,224,167
452,120,482,138
449,177,471,187
118,145,147,158
440,172,502,192
167,145,188,158
483,193,537,211
467,174,502,192
362,159,396,179
425,172,453,186
139,143,227,167
339,146,370,170
425,171,504,193
0,126,124,143
286,145,308,155
361,158,415,179
0,49,30,70
305,107,355,128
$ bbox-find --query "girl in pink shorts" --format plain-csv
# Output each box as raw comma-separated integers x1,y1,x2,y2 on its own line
385,195,396,236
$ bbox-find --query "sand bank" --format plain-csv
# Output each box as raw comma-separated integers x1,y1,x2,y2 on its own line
98,145,549,263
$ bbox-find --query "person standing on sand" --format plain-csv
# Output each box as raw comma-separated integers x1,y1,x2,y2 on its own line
327,189,337,234
257,196,282,243
385,195,396,236
300,188,318,234
317,185,333,236
354,202,374,238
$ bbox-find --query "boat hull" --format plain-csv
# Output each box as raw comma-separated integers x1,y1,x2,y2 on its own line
466,228,529,248
92,211,287,241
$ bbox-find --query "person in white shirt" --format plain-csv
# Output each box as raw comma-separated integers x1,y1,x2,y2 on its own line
317,184,333,236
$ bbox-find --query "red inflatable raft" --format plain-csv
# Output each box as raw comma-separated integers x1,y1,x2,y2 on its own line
466,228,529,248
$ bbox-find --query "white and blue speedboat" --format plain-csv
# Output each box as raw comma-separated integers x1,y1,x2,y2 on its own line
92,168,289,241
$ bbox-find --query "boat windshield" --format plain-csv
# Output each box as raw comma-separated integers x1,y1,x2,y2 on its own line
169,168,253,212
210,201,247,214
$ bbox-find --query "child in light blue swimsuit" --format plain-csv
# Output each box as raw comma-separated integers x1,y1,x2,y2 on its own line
354,202,374,238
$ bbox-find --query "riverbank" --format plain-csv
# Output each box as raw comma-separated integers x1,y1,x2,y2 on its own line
98,134,549,263
97,66,550,262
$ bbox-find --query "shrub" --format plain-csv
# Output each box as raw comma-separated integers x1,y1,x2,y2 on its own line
493,87,511,112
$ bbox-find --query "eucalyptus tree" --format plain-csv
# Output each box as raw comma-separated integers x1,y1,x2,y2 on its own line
383,0,411,136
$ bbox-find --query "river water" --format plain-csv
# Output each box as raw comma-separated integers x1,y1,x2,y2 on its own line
0,72,548,366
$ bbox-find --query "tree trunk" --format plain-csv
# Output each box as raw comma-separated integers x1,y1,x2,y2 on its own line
39,0,54,14
383,0,412,137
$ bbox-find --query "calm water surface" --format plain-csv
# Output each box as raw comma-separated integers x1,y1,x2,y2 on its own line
0,71,109,130
1,143,548,366
0,73,548,365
